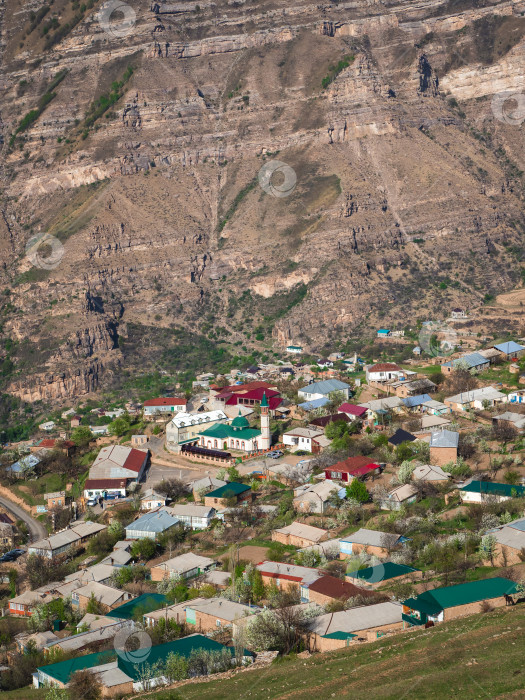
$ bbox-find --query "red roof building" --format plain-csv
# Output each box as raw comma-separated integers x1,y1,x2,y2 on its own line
305,575,375,604
339,403,368,418
214,382,282,410
143,397,186,407
325,456,381,482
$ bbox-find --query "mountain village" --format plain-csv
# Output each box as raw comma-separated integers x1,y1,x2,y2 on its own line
2,326,525,696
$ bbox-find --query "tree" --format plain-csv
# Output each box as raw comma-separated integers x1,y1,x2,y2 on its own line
492,422,518,446
68,669,102,700
108,416,130,437
504,469,521,485
86,592,103,615
45,688,68,700
397,461,415,484
479,534,497,566
164,652,189,683
71,426,92,447
155,478,187,501
325,391,346,414
346,479,369,504
130,537,157,561
244,604,320,654
26,554,68,590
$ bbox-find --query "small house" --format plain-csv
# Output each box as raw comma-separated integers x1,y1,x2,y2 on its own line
255,561,321,594
185,598,260,633
298,379,351,402
300,575,374,607
378,484,418,510
272,521,329,548
412,464,451,482
150,553,217,582
125,510,179,540
282,427,325,453
324,456,381,482
203,482,252,508
493,341,525,360
140,489,167,510
339,528,405,559
143,397,187,419
71,582,132,613
429,429,459,466
365,363,402,383
346,562,421,589
458,480,525,504
163,503,216,530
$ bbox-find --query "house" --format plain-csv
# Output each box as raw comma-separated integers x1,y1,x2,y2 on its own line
508,389,525,404
89,425,109,436
298,379,351,402
28,522,107,559
301,575,374,607
70,415,82,428
144,598,207,628
444,386,508,412
379,484,418,510
105,593,168,621
7,454,41,478
478,348,502,364
15,630,59,654
492,518,525,565
8,589,58,617
358,397,404,424
441,352,490,374
50,619,132,655
140,489,168,510
150,553,217,582
324,456,381,482
339,528,405,559
339,403,368,420
213,382,282,412
421,414,452,430
402,577,518,627
347,562,421,588
401,394,433,410
65,563,117,586
255,561,321,593
282,427,325,453
365,363,402,383
39,421,56,432
203,482,252,508
88,444,149,483
191,476,227,500
71,582,132,613
83,479,128,499
286,345,303,354
197,411,265,453
377,329,391,338
298,397,331,412
100,546,133,568
43,491,68,510
458,480,525,504
492,411,525,433
293,480,346,514
185,598,260,633
429,430,459,466
451,308,467,319
131,434,148,447
308,413,352,430
163,503,216,530
421,399,451,416
125,510,180,540
412,464,451,482
272,521,329,548
31,439,75,456
308,602,404,651
394,378,437,398
388,428,417,446
0,522,14,548
143,397,187,419
165,410,229,453
493,341,525,360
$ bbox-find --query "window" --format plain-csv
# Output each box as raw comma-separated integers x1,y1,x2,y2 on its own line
216,620,221,627
331,471,342,479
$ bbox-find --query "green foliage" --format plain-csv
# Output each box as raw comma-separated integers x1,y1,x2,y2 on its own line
321,54,355,89
346,479,369,503
71,425,93,447
130,537,157,561
218,177,258,233
83,65,134,130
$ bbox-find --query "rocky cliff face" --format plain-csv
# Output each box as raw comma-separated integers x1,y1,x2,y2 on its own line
1,0,525,402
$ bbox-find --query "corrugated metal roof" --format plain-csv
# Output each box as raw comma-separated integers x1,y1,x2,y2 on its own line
348,562,418,584
405,577,518,613
493,341,525,354
430,429,459,448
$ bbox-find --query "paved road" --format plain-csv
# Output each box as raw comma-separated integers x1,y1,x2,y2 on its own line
0,494,47,542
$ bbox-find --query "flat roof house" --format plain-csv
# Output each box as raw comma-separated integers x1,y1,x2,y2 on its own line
339,528,405,559
125,510,180,540
150,552,217,582
402,577,518,627
272,521,329,548
308,602,403,652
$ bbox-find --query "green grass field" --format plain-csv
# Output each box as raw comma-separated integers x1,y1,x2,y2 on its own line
161,605,525,700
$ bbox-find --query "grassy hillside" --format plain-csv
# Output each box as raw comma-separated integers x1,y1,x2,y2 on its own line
163,606,525,700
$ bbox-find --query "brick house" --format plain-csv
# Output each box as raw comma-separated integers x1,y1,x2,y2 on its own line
256,561,321,595
429,430,459,466
301,575,374,607
71,582,132,613
203,482,252,508
150,553,217,582
272,521,329,548
184,598,260,632
339,528,405,559
308,602,404,652
402,577,518,627
324,456,381,483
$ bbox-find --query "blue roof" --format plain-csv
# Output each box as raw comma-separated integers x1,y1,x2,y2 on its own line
125,510,179,534
298,397,330,410
510,518,525,532
8,454,41,474
494,341,525,355
377,329,390,334
300,379,350,395
402,393,432,408
442,352,488,370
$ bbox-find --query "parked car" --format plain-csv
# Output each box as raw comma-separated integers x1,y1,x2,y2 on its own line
267,450,283,459
86,498,98,507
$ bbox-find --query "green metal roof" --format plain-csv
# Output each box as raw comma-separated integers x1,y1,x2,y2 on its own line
261,392,269,408
106,593,168,620
231,411,250,428
404,577,518,615
321,631,357,640
206,482,251,498
199,423,261,440
38,650,116,685
348,562,419,584
460,481,525,498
